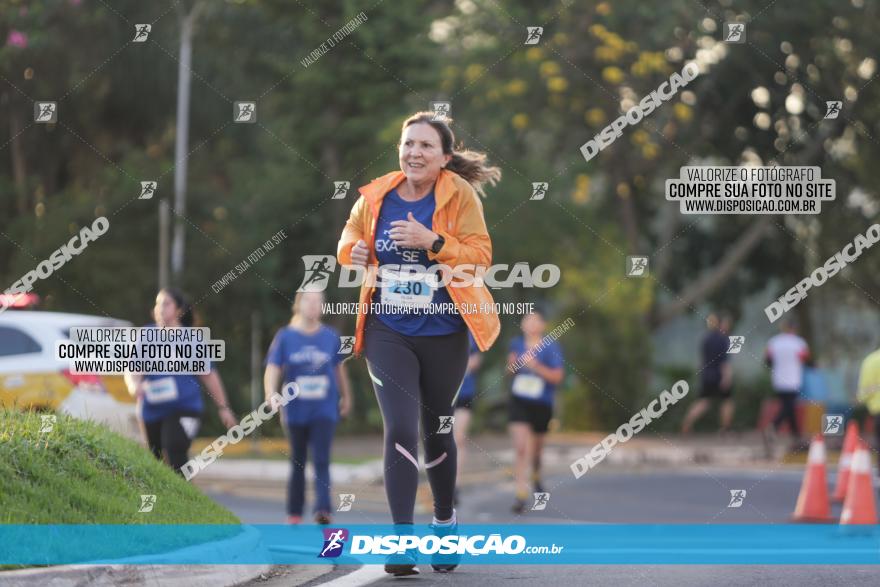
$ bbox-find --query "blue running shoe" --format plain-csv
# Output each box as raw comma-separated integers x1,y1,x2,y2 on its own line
430,510,460,572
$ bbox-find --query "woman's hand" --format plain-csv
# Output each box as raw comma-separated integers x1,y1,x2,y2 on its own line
390,212,438,250
218,406,238,429
339,394,352,419
265,393,284,414
350,239,370,266
134,380,146,402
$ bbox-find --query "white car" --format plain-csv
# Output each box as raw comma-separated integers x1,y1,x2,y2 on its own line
0,310,139,439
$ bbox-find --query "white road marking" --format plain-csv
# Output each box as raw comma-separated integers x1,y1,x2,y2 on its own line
316,564,388,586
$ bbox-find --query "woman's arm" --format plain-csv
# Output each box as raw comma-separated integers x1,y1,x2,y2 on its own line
337,196,367,265
123,371,144,398
427,186,492,268
264,363,282,403
337,363,353,418
507,351,518,371
526,360,565,386
199,370,238,427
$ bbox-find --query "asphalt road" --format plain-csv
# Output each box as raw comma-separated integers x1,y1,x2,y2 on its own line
206,465,880,586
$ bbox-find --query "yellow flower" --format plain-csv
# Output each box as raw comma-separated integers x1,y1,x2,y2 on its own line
585,108,605,126
464,64,485,83
547,77,568,92
512,113,529,129
589,24,607,38
674,103,692,122
505,79,527,95
603,32,628,52
572,174,591,204
631,130,649,145
525,47,544,62
595,46,620,62
602,66,624,84
539,61,561,78
642,144,659,159
596,2,611,15
487,88,502,101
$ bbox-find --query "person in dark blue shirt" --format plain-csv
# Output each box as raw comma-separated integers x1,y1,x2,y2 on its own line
507,310,564,514
264,291,353,525
125,288,238,476
681,313,735,434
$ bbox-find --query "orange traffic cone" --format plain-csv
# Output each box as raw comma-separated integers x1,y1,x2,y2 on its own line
832,421,859,502
839,440,878,525
791,434,833,522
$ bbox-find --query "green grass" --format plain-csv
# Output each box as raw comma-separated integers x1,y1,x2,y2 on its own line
0,409,239,525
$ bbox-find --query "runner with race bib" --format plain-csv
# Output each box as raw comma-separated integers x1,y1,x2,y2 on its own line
507,310,564,514
264,291,353,525
337,111,501,576
125,289,238,476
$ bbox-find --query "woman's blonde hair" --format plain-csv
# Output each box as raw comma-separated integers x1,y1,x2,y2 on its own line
401,112,502,198
290,291,325,328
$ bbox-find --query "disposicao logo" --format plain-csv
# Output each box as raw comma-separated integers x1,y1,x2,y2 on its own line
319,528,349,558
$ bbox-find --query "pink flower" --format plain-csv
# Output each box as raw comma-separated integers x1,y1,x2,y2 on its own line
6,31,28,49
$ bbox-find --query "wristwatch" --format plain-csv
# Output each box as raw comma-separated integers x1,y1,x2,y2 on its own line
430,235,445,254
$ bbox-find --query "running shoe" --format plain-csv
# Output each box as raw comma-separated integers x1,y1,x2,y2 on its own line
430,510,460,572
314,511,332,525
384,552,419,576
511,498,527,514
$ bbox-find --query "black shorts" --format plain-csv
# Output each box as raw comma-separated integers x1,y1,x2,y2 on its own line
508,396,553,433
456,395,474,410
700,380,732,399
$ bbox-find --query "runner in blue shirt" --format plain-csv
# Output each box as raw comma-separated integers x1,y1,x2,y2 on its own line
507,310,564,514
264,291,353,525
125,288,238,476
452,333,481,506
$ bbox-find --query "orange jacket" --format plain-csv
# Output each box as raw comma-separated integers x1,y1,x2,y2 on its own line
337,169,501,356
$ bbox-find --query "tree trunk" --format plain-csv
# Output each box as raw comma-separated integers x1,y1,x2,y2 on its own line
9,99,28,216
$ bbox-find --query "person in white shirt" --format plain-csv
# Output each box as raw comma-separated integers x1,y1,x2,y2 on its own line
764,321,811,449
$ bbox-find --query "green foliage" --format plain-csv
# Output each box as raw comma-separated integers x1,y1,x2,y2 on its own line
2,0,879,434
0,409,239,524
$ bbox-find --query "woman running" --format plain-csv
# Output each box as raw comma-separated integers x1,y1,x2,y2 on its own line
507,310,564,514
452,332,481,505
264,291,353,525
125,288,238,475
337,111,501,575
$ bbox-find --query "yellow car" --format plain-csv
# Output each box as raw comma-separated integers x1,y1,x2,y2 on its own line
0,309,139,439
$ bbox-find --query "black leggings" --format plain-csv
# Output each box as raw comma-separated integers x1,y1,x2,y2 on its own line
364,316,469,525
771,392,800,438
144,412,201,475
